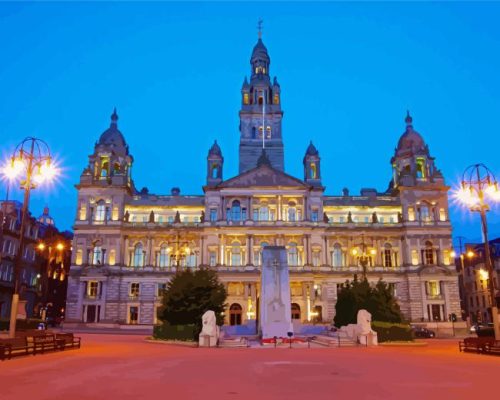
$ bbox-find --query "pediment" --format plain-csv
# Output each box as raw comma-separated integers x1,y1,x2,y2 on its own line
218,164,309,189
416,265,453,276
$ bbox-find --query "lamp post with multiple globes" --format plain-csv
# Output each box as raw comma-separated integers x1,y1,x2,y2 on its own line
1,137,58,338
351,236,377,279
456,163,500,340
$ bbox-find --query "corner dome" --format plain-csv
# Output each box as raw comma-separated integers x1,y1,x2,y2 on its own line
251,38,270,62
208,140,222,156
396,112,426,156
305,141,319,156
98,108,127,149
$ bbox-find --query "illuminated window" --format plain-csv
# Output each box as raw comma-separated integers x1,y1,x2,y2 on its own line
411,249,419,265
209,251,217,267
86,281,98,298
112,206,119,221
108,249,116,266
439,208,446,221
408,207,415,222
243,93,249,105
75,249,83,266
424,241,434,265
312,251,321,267
273,93,279,104
443,250,451,266
259,207,269,221
309,163,317,179
383,244,393,268
426,280,440,297
100,159,109,177
416,158,426,179
79,205,87,221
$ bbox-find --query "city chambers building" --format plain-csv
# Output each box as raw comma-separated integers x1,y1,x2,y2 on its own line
65,34,461,330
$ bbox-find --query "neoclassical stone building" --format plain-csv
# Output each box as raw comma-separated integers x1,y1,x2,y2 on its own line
66,35,460,329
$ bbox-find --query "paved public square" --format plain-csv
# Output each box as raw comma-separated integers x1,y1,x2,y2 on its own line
0,334,499,400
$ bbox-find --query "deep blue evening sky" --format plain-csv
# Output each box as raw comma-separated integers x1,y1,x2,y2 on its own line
1,1,499,245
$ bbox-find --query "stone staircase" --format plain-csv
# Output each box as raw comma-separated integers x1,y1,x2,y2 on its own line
311,334,358,347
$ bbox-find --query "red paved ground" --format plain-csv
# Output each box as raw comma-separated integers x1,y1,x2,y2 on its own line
1,334,499,400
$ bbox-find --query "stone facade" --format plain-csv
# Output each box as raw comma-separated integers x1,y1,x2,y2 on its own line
66,35,461,328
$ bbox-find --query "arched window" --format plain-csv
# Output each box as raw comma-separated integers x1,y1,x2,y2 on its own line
332,243,343,267
229,303,242,326
157,244,169,267
92,245,102,265
383,244,393,268
95,200,106,222
309,163,317,179
424,241,434,265
259,206,269,221
231,200,241,222
291,303,301,320
100,161,109,177
133,243,144,267
288,242,298,266
231,242,241,267
288,202,296,222
243,93,249,105
420,205,432,223
211,164,219,179
273,93,279,104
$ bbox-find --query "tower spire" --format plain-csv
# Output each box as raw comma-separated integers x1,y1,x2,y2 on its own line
257,18,263,39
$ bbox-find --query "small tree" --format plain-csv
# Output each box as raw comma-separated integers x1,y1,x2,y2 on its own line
158,268,227,337
334,275,403,327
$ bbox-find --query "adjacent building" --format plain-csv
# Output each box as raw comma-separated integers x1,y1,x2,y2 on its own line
0,202,72,320
457,238,500,324
65,34,461,329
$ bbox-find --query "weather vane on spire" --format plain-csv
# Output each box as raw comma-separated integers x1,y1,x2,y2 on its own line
257,18,263,39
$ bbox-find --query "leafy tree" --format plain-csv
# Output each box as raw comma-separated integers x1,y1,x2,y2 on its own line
334,275,403,327
158,268,227,336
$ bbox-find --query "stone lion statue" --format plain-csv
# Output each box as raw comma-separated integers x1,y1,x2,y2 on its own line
199,310,220,347
338,309,378,346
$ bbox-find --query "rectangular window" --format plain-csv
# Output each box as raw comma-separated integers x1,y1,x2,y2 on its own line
311,210,319,222
253,209,259,221
168,216,174,224
87,281,99,298
312,251,320,267
210,209,217,222
383,249,393,268
439,208,446,221
426,280,440,297
129,306,139,325
209,252,216,267
339,216,345,223
130,283,140,298
79,205,87,221
411,249,419,265
408,207,415,222
157,283,167,297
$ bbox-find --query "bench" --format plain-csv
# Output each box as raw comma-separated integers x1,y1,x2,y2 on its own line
0,337,31,360
33,334,64,355
56,333,81,350
484,341,500,356
458,337,495,354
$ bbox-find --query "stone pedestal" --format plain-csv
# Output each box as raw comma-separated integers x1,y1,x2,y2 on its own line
259,246,293,339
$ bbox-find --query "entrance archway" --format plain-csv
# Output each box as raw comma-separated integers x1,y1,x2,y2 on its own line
291,303,301,320
229,303,242,326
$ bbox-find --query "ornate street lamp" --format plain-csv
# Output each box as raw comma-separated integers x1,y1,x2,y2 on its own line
351,235,377,279
455,163,500,340
167,233,192,268
1,137,58,338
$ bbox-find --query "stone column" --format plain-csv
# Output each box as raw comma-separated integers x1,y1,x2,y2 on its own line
322,235,328,265
247,234,253,265
277,195,282,221
200,235,205,265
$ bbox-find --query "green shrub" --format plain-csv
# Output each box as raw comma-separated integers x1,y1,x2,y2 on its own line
153,322,197,341
372,321,413,342
0,319,43,331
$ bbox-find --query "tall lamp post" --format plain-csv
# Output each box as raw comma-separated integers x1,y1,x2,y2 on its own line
456,163,500,340
1,138,57,338
351,235,377,279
